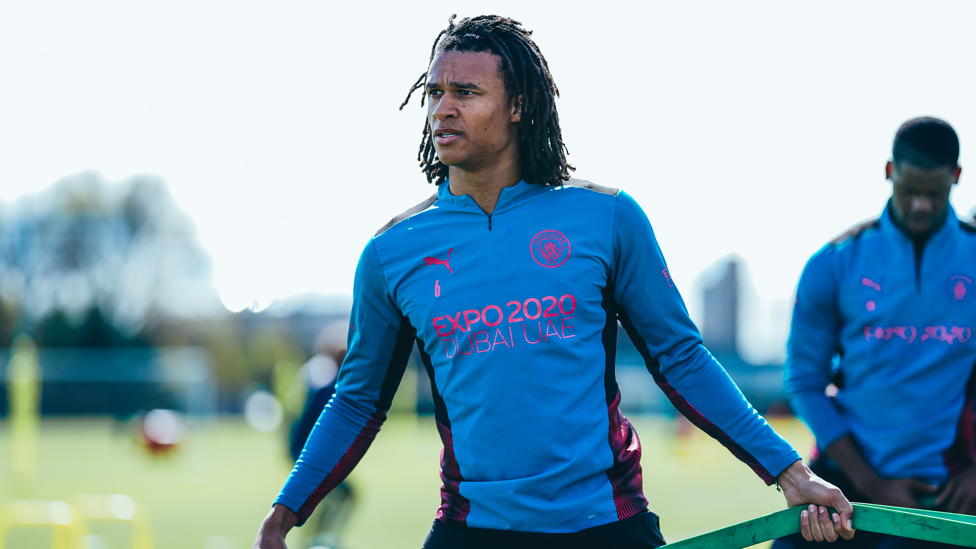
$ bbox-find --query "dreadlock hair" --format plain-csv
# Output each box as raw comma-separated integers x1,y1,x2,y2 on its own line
399,14,574,186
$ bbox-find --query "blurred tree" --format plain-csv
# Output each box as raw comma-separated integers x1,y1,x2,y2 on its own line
0,171,223,346
35,307,146,347
0,171,339,412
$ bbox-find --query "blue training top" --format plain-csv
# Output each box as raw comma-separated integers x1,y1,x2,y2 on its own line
275,179,799,532
786,201,976,484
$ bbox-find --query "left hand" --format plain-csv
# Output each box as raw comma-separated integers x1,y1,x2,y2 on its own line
777,460,856,542
935,463,976,515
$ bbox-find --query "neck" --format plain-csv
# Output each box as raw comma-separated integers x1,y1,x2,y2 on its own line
447,158,524,215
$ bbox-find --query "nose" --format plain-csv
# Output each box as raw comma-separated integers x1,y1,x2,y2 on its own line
910,195,934,215
431,95,457,121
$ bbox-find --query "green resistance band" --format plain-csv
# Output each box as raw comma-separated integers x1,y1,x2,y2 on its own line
663,503,976,548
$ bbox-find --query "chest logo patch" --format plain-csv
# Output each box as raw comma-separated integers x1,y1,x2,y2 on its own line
530,230,571,268
948,275,973,304
424,248,453,274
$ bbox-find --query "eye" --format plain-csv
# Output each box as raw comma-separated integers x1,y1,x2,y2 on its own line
427,89,443,97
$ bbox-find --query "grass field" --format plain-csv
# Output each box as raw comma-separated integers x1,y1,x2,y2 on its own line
0,414,814,549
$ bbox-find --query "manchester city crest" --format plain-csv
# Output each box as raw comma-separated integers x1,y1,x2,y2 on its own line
947,275,974,304
530,230,571,268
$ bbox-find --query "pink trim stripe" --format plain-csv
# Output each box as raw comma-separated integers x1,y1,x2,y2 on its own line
656,381,776,485
944,396,976,476
605,391,648,519
435,419,470,525
296,411,386,524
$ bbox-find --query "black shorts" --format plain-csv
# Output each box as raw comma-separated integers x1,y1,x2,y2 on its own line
422,510,667,549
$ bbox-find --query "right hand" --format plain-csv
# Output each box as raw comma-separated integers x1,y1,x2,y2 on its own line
777,460,856,542
859,477,938,508
254,504,298,549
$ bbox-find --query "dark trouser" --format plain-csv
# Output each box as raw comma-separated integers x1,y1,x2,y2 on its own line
771,460,962,549
422,510,667,549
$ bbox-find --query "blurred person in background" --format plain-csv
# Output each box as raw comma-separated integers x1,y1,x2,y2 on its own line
775,117,976,549
287,320,355,549
256,14,855,549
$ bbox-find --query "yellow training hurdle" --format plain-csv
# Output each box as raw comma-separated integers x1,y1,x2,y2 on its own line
0,500,88,549
70,494,154,549
0,495,153,549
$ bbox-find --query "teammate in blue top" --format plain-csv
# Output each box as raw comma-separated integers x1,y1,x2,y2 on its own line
254,15,855,549
774,117,976,549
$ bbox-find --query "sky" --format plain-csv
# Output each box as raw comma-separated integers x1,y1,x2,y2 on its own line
2,1,975,362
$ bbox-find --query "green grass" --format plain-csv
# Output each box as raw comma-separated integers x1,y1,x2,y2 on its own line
0,415,814,549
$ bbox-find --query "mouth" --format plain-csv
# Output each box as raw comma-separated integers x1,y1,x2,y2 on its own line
434,129,462,146
906,216,934,233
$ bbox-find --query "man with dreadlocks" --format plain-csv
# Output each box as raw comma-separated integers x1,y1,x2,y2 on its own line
255,15,855,548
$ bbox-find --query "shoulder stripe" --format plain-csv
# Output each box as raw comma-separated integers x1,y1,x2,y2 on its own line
830,216,881,246
375,192,438,237
563,178,619,196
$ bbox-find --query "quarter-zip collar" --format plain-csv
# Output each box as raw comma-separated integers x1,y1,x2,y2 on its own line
435,179,550,214
879,199,961,290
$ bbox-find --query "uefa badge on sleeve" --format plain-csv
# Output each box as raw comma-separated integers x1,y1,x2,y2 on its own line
530,230,571,268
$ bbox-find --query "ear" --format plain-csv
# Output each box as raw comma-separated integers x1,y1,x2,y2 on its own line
952,166,962,186
885,160,894,181
510,95,522,123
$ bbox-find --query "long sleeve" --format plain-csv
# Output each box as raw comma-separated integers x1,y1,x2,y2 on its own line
784,248,849,449
610,191,799,482
274,239,415,525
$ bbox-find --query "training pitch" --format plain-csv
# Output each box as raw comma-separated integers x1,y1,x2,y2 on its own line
0,415,812,549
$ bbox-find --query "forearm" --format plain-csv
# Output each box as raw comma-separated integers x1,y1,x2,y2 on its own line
276,392,385,522
660,347,800,480
825,435,882,495
824,435,938,508
254,504,298,549
777,459,817,504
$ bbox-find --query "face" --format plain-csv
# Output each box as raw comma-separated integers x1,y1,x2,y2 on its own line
886,160,961,236
426,50,521,175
